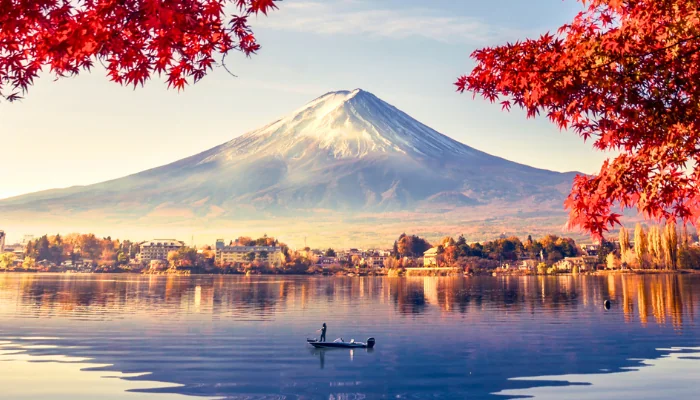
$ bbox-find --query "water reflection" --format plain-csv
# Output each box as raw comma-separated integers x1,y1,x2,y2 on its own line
309,347,375,370
0,274,698,399
0,340,216,400
496,347,700,399
0,274,695,325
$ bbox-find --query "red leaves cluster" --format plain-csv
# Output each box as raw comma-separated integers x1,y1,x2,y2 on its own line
0,0,279,99
457,0,700,239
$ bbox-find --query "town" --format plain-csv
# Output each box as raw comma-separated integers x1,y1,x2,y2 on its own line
2,222,699,276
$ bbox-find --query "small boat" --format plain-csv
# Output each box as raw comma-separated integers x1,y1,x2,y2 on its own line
307,337,376,349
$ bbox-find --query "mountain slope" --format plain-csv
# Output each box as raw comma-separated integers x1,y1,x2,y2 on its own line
0,89,577,218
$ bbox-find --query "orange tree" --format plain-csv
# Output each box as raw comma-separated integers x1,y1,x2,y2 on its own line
457,0,700,238
0,0,279,101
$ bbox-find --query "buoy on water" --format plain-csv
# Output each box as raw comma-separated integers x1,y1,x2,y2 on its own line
604,299,611,310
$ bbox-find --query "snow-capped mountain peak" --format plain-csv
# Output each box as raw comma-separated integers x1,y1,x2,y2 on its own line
204,89,477,163
0,89,576,218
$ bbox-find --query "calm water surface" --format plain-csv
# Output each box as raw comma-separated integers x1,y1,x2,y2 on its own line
0,274,699,399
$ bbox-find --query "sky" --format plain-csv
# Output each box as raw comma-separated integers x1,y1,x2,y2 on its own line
0,0,610,200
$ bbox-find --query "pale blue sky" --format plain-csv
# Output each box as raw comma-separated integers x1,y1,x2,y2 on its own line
0,0,608,200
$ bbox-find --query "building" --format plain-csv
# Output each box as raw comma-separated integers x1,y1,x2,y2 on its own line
580,244,600,256
216,245,283,266
139,239,185,263
3,243,24,258
554,256,597,272
316,256,338,267
347,248,363,257
519,259,538,271
365,254,388,268
0,230,5,253
423,248,439,267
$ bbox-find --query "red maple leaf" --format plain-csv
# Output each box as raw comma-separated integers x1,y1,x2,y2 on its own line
457,0,700,238
0,0,282,101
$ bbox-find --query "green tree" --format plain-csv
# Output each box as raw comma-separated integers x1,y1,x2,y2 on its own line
167,247,197,268
36,235,51,261
245,252,256,262
679,246,700,270
324,248,336,257
597,240,615,266
117,252,129,265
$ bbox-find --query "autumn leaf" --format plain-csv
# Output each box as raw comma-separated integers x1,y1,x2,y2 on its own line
458,0,700,238
0,0,281,101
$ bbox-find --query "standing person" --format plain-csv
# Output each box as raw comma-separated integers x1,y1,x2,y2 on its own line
318,323,327,342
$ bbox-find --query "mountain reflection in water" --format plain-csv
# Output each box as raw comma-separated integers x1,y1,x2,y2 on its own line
0,274,698,399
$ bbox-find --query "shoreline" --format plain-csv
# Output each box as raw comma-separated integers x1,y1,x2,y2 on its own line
2,269,699,277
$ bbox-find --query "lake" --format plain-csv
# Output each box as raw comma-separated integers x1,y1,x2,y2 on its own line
0,273,698,399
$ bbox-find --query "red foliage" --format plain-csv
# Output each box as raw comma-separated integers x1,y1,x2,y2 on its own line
457,0,700,239
0,0,279,100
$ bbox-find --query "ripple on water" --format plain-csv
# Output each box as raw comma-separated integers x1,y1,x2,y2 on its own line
495,347,700,399
0,341,221,400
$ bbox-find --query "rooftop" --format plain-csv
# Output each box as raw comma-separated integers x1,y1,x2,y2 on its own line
141,239,185,247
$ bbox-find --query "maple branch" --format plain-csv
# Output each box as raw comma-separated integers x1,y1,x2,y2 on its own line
501,34,700,75
219,52,238,78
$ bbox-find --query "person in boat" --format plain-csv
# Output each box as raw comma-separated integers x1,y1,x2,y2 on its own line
318,323,327,342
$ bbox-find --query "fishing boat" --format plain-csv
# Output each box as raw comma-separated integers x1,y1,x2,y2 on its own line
307,337,376,349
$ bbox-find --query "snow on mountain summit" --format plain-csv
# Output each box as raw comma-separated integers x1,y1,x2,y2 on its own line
203,89,477,163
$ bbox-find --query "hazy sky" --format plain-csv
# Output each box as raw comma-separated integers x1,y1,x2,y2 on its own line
0,0,608,200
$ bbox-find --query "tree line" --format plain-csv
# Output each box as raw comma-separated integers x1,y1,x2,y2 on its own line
612,222,700,270
389,233,580,269
23,234,139,267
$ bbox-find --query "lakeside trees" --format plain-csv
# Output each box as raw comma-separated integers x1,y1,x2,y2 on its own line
390,233,581,270
618,221,700,270
167,247,198,269
23,234,138,267
1,0,279,101
0,252,16,270
21,256,36,270
634,224,647,269
393,234,432,258
5,225,700,274
458,0,700,238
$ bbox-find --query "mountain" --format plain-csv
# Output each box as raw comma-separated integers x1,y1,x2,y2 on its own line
0,89,578,244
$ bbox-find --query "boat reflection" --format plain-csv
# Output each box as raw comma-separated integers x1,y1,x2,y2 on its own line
309,347,375,369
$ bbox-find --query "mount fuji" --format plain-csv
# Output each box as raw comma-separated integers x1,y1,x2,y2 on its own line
0,89,579,244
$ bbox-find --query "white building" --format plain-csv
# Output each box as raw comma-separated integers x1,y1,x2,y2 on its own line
423,248,439,267
365,254,389,268
139,239,185,263
216,244,283,266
